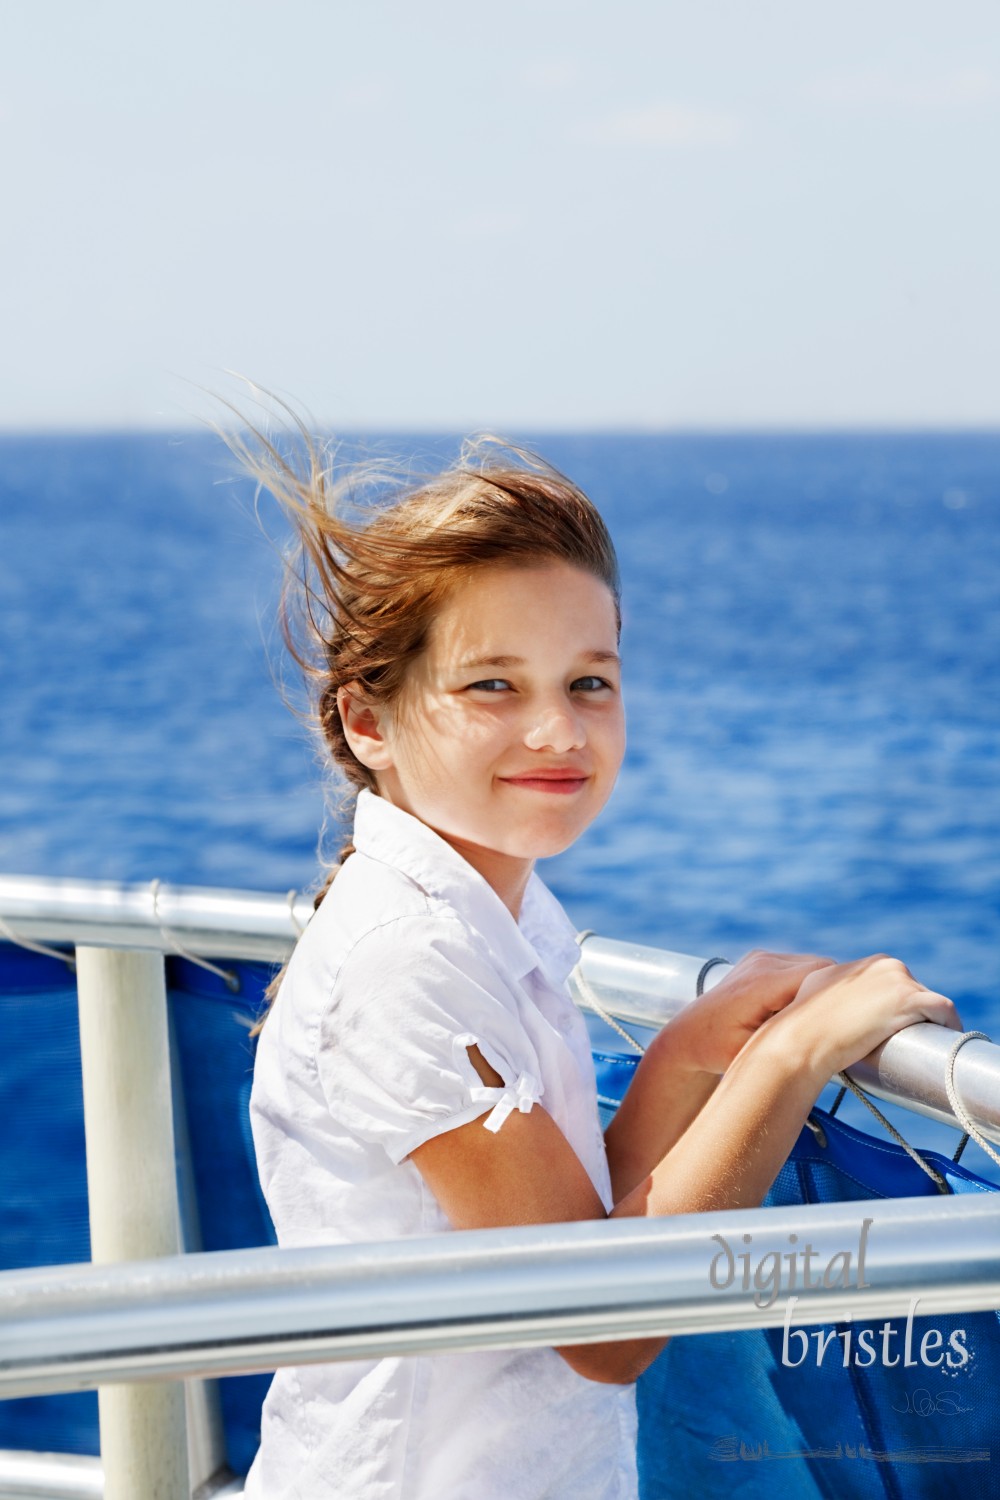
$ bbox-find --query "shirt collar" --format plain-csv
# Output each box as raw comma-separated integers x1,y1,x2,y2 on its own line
351,788,582,990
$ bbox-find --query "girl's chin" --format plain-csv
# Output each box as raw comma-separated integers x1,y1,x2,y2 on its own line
501,826,583,861
423,804,594,862
452,824,577,863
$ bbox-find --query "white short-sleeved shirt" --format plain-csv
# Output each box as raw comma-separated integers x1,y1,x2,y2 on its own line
243,788,639,1500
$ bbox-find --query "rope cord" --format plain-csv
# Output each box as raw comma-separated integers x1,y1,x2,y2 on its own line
943,1031,1000,1169
286,889,305,937
696,956,732,997
828,1084,848,1118
573,931,647,1055
149,880,240,993
0,914,76,970
835,1071,950,1193
838,1031,999,1183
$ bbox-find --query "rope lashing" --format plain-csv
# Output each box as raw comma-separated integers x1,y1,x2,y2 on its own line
574,930,648,1055
149,879,239,993
0,913,76,970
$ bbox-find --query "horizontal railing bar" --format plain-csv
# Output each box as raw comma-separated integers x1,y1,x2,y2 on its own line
0,875,313,962
1,1197,998,1399
0,1451,244,1500
849,1024,1000,1144
569,938,1000,1147
2,874,999,1144
0,1450,104,1499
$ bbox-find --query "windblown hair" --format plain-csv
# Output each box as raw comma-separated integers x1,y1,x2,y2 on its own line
219,395,621,1032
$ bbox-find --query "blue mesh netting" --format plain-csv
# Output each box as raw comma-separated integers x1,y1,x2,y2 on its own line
0,944,275,1472
593,1047,1000,1500
166,956,277,1474
0,945,95,1454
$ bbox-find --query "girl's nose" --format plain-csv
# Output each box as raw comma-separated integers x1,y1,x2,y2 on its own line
524,706,585,753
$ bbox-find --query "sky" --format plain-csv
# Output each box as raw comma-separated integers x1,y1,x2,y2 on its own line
2,1,999,430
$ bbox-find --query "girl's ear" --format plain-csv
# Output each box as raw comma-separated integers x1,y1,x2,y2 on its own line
337,682,394,771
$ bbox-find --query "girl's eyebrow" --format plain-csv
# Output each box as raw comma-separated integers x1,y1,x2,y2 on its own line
459,650,622,669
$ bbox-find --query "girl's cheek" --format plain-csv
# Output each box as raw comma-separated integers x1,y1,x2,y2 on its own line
464,705,510,736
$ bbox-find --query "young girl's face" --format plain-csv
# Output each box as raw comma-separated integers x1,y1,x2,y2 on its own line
354,560,625,865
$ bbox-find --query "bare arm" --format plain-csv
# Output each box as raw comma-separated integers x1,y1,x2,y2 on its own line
602,1024,718,1206
409,956,961,1386
604,950,835,1201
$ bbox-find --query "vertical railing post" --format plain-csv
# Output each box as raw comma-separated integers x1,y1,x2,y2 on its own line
169,1009,230,1489
76,947,190,1500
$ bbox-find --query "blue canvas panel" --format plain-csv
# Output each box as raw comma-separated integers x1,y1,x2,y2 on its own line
591,1045,1000,1500
0,945,277,1471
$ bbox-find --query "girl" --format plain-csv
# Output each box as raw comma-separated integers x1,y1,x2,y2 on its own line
234,422,959,1500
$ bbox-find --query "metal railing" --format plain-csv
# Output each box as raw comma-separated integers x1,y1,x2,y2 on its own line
1,872,999,1500
3,1197,1000,1400
2,873,998,1145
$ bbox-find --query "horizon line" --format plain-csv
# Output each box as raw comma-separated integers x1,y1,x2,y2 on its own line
1,420,999,440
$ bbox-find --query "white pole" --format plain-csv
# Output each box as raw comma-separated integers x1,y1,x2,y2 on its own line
76,947,190,1500
168,1010,229,1488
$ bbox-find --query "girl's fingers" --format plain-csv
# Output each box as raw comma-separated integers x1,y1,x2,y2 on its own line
780,958,964,1075
911,989,963,1031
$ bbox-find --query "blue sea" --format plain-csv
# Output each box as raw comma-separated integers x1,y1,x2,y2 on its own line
2,430,998,1157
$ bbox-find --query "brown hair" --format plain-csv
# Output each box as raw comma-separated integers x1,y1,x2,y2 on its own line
220,397,621,1031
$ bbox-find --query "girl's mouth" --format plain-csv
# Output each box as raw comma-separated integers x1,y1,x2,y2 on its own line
499,775,590,795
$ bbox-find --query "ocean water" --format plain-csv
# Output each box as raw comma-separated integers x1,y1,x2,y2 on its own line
2,429,998,1035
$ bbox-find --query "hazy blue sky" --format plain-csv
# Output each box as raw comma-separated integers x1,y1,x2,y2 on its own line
3,1,998,429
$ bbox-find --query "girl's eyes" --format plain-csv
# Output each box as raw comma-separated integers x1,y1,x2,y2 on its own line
466,677,612,694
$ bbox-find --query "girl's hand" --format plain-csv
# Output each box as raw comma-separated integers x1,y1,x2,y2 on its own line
772,953,962,1077
667,949,836,1075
